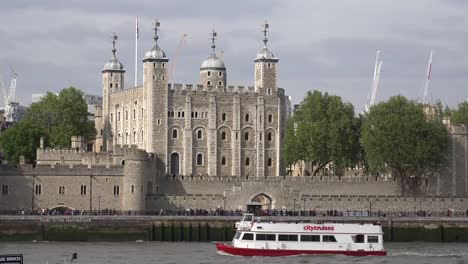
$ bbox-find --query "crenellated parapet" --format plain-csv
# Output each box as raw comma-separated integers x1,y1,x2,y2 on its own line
0,163,124,176
168,83,281,95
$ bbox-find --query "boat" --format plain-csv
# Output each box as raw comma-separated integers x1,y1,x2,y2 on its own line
215,213,387,257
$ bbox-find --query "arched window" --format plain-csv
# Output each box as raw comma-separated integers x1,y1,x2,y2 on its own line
222,113,226,121
141,129,144,142
125,111,128,120
267,88,271,95
110,83,113,88
268,114,273,123
133,130,136,143
207,71,211,76
267,132,272,141
221,157,226,165
245,114,249,122
244,132,249,141
245,158,250,166
133,109,136,119
219,71,223,77
196,153,203,166
221,131,226,140
172,129,178,139
218,81,222,86
197,129,203,139
207,81,211,86
267,158,272,167
100,129,103,136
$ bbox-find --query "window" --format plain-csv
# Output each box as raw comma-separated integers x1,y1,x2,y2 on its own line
367,236,379,243
234,232,241,239
221,157,226,165
80,185,87,195
219,71,223,77
162,62,166,68
259,133,262,141
153,63,156,67
197,129,203,139
1,184,8,195
218,81,222,86
35,184,41,195
267,62,271,68
100,129,103,136
242,233,254,240
172,129,178,139
125,111,128,120
268,114,273,123
59,186,65,195
141,129,144,142
267,88,271,95
244,132,249,141
115,83,118,89
278,234,298,241
131,185,134,194
157,119,161,125
111,113,113,123
267,158,272,167
222,113,226,121
110,83,113,88
268,132,272,141
133,130,136,143
113,185,120,195
323,235,337,242
353,234,365,243
256,234,276,241
133,109,136,119
207,71,211,76
245,114,249,122
221,131,226,140
245,158,250,166
301,235,320,242
196,153,203,166
207,81,211,86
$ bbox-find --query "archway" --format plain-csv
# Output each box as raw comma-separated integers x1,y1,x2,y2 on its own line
248,193,273,213
170,153,180,175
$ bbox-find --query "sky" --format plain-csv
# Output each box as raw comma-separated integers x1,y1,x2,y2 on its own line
0,0,467,112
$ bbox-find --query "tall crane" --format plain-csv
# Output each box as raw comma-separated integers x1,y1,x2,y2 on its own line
168,34,187,82
4,67,18,122
365,51,383,112
421,50,433,104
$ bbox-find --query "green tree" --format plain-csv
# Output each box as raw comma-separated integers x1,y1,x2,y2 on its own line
360,96,448,195
451,102,468,124
23,86,95,148
0,120,46,164
283,90,358,175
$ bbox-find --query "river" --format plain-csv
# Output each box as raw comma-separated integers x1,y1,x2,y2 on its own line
1,242,467,264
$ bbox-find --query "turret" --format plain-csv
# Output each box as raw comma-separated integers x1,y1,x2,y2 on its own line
142,19,169,165
200,30,227,87
254,21,278,94
101,33,125,152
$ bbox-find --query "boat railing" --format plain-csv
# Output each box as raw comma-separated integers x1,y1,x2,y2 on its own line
235,213,254,230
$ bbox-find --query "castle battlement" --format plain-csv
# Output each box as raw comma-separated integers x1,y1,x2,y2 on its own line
168,83,260,94
0,163,124,176
110,86,143,98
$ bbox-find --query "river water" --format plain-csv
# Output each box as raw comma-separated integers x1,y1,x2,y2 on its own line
1,242,467,264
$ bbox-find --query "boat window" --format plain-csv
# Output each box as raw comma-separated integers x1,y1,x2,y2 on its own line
243,215,253,222
322,235,337,242
367,235,379,243
301,235,320,242
242,233,254,241
278,234,298,241
355,234,365,243
256,234,276,241
234,232,242,239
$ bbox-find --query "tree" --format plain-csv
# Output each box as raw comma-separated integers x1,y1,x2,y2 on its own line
283,90,358,175
23,86,95,148
0,120,46,164
360,96,448,195
451,102,468,124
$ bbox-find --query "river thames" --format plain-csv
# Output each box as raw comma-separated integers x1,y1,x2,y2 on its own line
1,242,467,264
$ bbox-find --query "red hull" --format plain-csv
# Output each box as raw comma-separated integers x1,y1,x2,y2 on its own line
215,243,387,257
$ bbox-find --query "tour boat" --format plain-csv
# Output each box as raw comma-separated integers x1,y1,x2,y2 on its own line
215,214,387,257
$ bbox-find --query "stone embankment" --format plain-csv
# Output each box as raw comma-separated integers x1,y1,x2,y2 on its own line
1,216,468,242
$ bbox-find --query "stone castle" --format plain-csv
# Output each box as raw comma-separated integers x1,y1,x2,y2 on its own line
0,21,467,213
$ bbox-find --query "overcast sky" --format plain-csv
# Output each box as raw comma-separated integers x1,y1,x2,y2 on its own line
0,0,467,112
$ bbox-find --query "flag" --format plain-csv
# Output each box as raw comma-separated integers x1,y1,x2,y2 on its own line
136,18,139,39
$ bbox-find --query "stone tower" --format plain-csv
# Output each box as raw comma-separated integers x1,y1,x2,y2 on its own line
254,22,279,94
99,33,125,152
142,20,169,165
200,30,227,87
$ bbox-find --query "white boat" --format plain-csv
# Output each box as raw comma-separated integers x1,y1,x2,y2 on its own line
216,213,387,257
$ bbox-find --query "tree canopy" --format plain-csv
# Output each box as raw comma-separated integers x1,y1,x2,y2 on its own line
360,96,448,194
451,102,468,124
0,86,95,164
283,90,358,175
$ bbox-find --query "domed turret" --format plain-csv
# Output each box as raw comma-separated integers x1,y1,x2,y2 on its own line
143,20,168,62
199,30,227,87
254,22,278,63
254,21,278,93
103,33,125,72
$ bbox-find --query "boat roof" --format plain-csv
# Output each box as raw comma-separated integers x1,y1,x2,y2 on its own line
246,222,383,234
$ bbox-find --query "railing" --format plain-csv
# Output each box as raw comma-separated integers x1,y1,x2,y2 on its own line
0,209,467,218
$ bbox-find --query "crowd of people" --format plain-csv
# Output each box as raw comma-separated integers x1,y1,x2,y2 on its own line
3,207,468,218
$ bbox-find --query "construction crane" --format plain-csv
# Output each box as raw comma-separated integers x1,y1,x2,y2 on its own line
365,51,383,112
4,67,18,122
420,50,433,104
168,34,187,82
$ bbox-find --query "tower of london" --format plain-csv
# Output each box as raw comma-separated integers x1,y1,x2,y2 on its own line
94,21,291,178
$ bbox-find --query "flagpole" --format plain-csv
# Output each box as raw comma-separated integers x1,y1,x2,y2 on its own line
135,17,138,87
